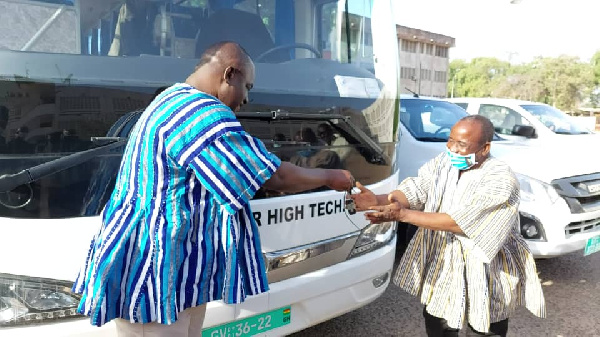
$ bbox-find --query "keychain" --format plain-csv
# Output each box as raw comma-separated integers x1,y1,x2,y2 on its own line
344,176,357,215
345,197,357,215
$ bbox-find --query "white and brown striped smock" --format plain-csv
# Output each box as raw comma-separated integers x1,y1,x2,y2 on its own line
394,152,546,333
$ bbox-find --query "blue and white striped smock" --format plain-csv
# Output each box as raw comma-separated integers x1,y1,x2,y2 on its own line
72,83,281,326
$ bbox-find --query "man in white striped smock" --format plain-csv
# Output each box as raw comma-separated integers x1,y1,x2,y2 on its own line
351,115,545,336
72,42,354,336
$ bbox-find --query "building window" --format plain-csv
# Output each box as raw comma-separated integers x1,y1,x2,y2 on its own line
434,71,447,83
420,69,431,81
401,39,417,53
401,67,417,80
421,43,434,55
435,46,448,58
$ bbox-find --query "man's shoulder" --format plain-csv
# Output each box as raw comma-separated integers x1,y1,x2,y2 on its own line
182,90,229,111
483,156,513,173
163,89,235,127
164,84,229,111
480,157,518,188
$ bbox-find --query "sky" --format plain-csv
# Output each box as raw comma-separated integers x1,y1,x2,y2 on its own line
393,0,599,64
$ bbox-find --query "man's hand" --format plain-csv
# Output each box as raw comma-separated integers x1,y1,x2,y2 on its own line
349,182,379,211
365,195,405,224
325,169,354,192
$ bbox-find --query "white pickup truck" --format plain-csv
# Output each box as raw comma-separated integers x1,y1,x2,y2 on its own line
396,96,600,258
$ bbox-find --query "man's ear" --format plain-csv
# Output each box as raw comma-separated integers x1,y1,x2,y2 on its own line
223,66,235,83
481,142,491,156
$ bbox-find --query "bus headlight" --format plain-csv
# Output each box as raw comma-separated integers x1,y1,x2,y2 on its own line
348,222,396,258
0,274,82,326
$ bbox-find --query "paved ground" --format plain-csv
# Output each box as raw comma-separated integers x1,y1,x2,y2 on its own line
291,248,600,337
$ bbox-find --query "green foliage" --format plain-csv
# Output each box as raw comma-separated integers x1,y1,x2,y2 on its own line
592,51,600,85
449,55,595,111
449,58,510,98
590,51,600,107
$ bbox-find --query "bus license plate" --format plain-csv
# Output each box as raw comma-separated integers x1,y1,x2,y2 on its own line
584,236,600,256
202,306,291,337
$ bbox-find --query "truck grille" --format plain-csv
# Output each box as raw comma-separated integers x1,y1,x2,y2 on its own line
565,218,600,237
552,173,600,214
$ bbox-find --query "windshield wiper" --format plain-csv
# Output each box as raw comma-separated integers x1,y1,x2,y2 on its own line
236,109,389,165
0,137,127,193
415,136,448,142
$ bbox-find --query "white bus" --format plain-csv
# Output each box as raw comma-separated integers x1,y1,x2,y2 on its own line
0,0,400,335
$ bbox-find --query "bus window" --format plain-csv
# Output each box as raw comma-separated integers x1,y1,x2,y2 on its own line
0,0,399,219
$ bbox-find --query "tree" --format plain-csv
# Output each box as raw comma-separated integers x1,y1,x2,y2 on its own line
491,63,545,102
589,50,600,107
449,55,594,111
448,59,467,98
533,56,593,111
592,50,600,85
448,58,510,98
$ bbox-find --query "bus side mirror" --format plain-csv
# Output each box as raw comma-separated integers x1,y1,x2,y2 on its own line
512,124,536,138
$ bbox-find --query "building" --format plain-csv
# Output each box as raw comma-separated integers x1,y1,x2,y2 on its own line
397,25,455,98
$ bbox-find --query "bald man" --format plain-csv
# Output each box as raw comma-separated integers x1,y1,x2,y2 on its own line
73,42,353,336
351,115,545,337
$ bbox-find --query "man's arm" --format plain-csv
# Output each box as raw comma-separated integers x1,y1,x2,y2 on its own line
263,161,352,193
397,209,464,234
388,190,410,209
365,196,464,234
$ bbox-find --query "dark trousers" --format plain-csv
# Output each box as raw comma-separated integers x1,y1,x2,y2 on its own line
423,307,509,337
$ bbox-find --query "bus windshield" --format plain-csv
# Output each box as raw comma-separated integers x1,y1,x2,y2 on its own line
0,0,400,219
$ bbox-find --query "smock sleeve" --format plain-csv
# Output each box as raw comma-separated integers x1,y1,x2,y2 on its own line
397,153,444,211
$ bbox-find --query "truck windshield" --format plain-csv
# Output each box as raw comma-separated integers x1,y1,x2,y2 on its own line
520,104,592,135
0,0,400,219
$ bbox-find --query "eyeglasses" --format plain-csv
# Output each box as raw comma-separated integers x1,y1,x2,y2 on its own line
447,138,470,151
447,138,487,153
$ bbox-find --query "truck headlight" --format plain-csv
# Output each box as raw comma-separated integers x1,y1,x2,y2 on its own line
0,274,82,327
348,222,396,258
515,173,561,204
520,212,546,241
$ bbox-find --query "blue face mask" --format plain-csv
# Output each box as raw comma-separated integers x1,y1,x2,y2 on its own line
446,148,478,170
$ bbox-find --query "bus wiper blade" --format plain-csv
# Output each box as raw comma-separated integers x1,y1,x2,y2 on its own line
236,109,389,165
236,109,346,121
0,138,127,193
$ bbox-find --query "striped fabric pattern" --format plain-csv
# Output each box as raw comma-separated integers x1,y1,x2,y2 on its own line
393,152,546,333
72,83,281,326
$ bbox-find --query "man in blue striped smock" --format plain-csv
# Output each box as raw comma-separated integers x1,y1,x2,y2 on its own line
351,115,545,337
72,42,354,336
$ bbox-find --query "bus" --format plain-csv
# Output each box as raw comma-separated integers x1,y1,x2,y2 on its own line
0,0,400,335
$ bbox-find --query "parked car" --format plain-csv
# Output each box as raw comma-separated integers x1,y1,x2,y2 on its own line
447,97,595,141
396,95,600,258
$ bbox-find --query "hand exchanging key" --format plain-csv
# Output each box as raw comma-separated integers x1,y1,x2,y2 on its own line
345,176,357,215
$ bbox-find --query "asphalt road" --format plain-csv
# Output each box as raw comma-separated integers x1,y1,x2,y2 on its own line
291,249,600,337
